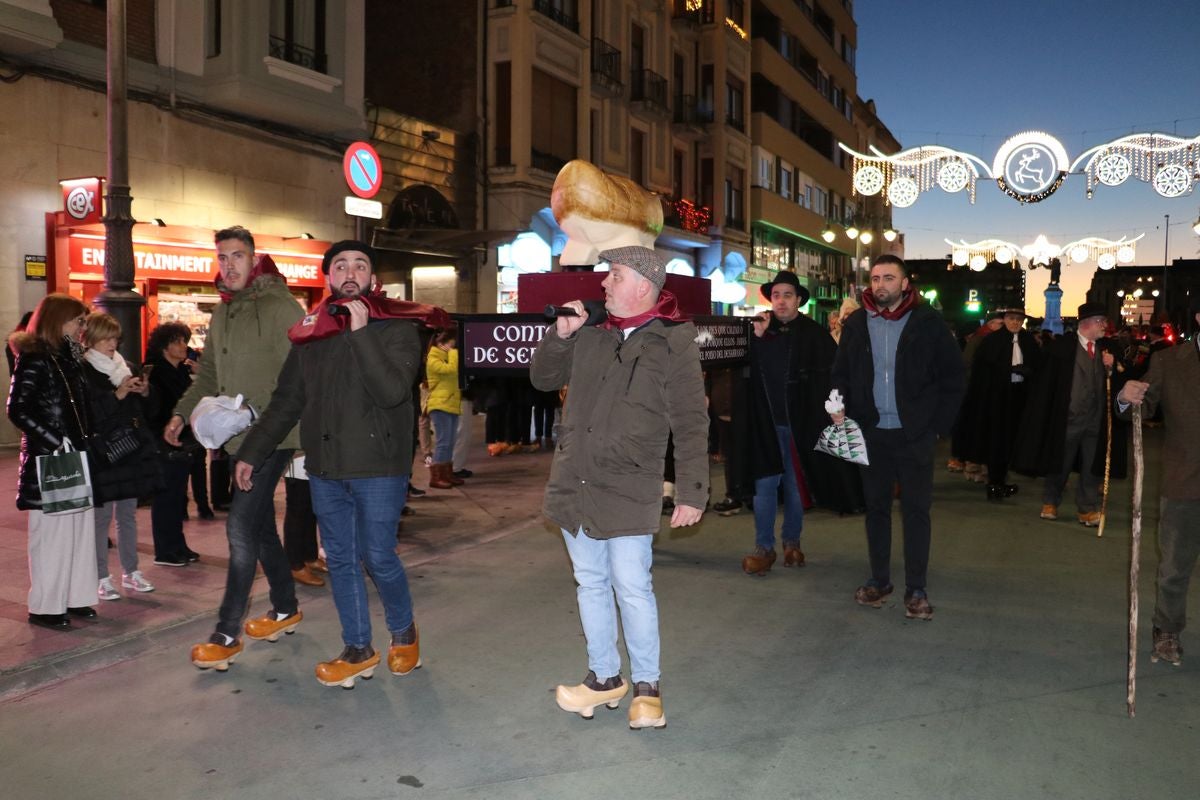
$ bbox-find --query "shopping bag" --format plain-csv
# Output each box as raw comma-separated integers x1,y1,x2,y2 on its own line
814,419,870,466
35,437,94,515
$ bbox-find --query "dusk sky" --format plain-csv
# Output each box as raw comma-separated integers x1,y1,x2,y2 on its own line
855,0,1200,315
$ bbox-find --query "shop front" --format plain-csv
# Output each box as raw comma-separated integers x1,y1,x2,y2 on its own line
49,215,330,351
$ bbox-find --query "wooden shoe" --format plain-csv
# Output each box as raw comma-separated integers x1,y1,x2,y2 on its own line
316,646,381,689
244,610,302,642
388,624,422,676
555,671,628,719
628,682,666,730
1039,504,1058,520
854,582,894,608
291,566,325,587
783,544,805,567
741,547,776,576
1151,627,1182,666
191,635,243,671
1077,511,1101,527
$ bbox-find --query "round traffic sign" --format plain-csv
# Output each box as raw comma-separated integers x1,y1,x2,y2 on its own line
343,141,383,199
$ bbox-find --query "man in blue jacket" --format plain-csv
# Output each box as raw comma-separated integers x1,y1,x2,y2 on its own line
831,255,965,620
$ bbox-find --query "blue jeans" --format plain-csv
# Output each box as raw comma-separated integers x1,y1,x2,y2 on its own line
217,450,295,640
430,410,458,464
753,425,804,550
561,528,659,684
309,474,413,648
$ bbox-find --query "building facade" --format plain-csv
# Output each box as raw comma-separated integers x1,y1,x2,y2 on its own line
1087,259,1200,336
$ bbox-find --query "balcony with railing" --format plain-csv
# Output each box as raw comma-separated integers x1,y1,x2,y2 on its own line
671,94,706,137
533,0,579,34
590,38,623,97
629,68,670,119
661,195,712,236
268,35,327,74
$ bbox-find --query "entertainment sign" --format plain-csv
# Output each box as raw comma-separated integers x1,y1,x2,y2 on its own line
457,314,750,378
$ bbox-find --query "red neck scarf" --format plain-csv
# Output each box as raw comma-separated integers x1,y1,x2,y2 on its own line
216,254,282,304
601,289,690,331
289,285,452,345
861,287,918,321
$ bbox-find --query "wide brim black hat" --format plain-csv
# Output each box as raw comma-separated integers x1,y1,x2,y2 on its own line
1076,301,1107,321
759,270,811,305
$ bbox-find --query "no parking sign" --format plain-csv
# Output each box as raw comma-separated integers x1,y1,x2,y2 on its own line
342,141,382,199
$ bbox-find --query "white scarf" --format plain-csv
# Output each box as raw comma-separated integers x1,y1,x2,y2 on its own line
84,348,134,388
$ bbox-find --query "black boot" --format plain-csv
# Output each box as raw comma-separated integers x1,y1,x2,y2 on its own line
986,484,1004,501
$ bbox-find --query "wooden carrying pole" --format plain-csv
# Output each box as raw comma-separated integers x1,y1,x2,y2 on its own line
1127,403,1144,718
1098,372,1113,538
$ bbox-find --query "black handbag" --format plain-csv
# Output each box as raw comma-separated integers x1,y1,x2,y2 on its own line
96,418,144,465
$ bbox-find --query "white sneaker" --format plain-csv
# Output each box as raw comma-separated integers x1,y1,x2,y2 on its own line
122,570,155,593
98,576,121,601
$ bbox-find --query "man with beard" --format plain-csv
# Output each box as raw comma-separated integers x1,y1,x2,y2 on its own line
170,226,305,671
235,240,447,687
532,246,707,729
1013,302,1125,527
736,272,863,576
831,255,965,621
959,308,1042,501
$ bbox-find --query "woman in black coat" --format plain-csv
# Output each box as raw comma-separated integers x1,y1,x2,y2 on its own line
143,322,199,567
81,312,163,600
7,293,98,629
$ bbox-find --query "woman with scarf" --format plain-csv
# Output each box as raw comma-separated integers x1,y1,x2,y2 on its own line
7,293,98,630
80,312,162,600
144,322,200,567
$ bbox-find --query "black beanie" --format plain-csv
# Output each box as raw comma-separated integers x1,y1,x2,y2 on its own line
322,240,377,274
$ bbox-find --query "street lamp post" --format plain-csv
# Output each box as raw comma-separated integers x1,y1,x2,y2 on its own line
1162,213,1169,323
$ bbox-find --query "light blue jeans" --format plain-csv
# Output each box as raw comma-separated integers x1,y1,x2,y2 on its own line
430,410,459,464
561,527,659,684
753,425,804,550
309,474,413,648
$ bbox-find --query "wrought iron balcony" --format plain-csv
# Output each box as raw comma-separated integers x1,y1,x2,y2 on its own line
629,68,669,117
533,0,579,34
591,38,623,96
268,35,327,74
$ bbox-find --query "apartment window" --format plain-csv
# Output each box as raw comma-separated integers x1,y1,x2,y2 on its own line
778,158,794,201
812,2,834,42
531,68,578,172
754,147,774,191
725,75,744,131
533,0,579,34
206,0,221,58
495,62,512,165
630,128,646,186
728,0,745,27
630,22,645,73
673,149,686,198
700,64,714,120
841,37,856,69
269,0,327,74
817,69,830,101
725,164,744,229
590,109,600,164
700,158,714,209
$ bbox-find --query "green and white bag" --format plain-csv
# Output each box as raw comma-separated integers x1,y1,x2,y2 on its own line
36,437,94,515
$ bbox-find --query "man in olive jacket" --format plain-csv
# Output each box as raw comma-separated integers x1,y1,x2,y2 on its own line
532,245,708,730
167,226,305,671
235,240,424,688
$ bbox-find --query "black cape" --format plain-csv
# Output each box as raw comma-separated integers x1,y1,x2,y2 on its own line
958,327,1042,468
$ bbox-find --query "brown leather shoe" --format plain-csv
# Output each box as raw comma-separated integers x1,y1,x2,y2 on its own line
306,557,328,573
428,463,454,489
1151,627,1182,666
556,671,628,719
244,610,302,642
316,646,381,688
388,624,422,676
783,544,805,568
741,547,777,576
191,635,244,671
854,582,894,608
1040,504,1058,520
1077,510,1101,527
291,566,325,587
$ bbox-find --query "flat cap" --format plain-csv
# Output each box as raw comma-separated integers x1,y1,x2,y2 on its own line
600,246,666,289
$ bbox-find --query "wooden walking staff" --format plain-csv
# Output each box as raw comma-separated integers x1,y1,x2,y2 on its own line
1098,371,1113,538
1126,403,1144,718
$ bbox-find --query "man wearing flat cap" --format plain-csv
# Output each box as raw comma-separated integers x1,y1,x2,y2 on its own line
532,245,708,730
1014,301,1127,526
735,271,863,577
236,240,448,688
958,307,1042,501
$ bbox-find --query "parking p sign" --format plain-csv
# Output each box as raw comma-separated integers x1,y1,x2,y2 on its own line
343,141,383,199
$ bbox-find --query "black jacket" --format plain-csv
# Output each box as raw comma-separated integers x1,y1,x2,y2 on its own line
144,354,201,460
732,313,863,513
81,360,164,504
958,327,1042,466
7,336,94,510
831,303,966,440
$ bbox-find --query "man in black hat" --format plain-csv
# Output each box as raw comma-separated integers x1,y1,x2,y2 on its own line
1013,301,1126,526
736,271,862,576
958,308,1042,500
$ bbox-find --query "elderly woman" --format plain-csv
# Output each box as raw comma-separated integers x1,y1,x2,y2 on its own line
80,312,161,600
7,293,98,630
143,322,199,567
